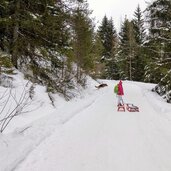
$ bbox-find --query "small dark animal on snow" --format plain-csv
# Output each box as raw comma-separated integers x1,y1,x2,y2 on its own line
95,83,108,89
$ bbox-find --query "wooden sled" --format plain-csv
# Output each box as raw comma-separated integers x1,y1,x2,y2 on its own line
126,103,139,112
117,104,125,112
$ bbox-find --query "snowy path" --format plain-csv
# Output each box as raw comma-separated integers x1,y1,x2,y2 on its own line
14,81,171,171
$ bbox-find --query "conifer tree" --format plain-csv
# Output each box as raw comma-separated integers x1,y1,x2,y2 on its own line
132,5,146,81
0,0,97,99
70,0,94,84
145,0,171,94
133,5,146,44
118,17,136,80
91,33,104,78
97,16,118,79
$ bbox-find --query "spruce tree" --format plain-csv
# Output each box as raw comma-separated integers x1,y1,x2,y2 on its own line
145,0,171,94
70,0,94,84
118,18,136,80
0,0,98,98
91,33,105,78
132,5,146,81
97,16,118,79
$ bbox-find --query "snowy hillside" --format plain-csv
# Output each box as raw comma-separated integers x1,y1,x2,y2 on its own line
0,75,171,171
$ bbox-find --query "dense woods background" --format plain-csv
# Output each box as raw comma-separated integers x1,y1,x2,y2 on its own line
0,0,171,102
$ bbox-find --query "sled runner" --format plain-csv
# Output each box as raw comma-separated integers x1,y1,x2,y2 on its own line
117,104,125,112
126,103,139,112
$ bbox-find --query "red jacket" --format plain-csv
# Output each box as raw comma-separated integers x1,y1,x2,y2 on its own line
118,81,124,95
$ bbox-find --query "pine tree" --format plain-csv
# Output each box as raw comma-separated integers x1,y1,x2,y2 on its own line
118,17,136,80
0,0,97,99
91,33,104,78
133,5,146,45
97,16,118,79
144,0,171,102
70,0,94,84
132,5,146,81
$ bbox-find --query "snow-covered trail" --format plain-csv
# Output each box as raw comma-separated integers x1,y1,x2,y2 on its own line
15,81,171,171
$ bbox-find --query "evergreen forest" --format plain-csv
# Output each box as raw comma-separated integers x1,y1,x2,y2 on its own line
0,0,171,103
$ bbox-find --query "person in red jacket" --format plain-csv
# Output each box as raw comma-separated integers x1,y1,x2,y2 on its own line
117,80,124,106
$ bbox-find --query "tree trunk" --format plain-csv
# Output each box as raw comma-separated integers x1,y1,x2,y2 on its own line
11,0,20,69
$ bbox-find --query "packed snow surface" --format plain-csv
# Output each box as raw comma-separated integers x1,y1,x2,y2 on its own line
0,78,171,171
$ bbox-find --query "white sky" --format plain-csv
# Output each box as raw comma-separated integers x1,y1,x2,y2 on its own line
87,0,147,32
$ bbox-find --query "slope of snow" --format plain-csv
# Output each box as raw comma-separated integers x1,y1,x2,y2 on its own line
0,78,171,171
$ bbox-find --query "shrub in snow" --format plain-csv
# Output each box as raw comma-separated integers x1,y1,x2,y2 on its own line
152,84,171,103
0,74,14,88
152,84,166,96
0,80,33,133
166,91,171,103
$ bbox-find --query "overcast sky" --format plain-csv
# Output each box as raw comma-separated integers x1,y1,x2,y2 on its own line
87,0,148,32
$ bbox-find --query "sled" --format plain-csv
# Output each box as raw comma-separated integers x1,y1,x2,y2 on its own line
126,103,139,112
117,104,125,112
